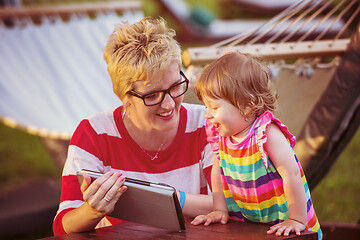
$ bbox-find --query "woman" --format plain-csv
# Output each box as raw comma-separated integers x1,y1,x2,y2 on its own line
52,17,214,235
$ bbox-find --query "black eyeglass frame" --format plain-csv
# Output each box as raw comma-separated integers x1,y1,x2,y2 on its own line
128,71,189,106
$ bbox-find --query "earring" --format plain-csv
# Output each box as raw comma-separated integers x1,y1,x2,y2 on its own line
122,107,127,120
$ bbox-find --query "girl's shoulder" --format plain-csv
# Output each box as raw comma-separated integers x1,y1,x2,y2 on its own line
256,111,296,148
255,111,296,169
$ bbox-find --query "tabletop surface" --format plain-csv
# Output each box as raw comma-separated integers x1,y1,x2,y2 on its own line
41,219,318,240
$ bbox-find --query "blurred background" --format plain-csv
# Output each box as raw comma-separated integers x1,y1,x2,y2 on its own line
0,0,359,239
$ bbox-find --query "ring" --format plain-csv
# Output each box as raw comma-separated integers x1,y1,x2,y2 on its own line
104,196,110,202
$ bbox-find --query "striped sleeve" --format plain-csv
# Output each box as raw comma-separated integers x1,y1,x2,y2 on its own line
53,119,106,235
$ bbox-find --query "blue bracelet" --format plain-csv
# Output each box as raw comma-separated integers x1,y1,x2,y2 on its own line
179,191,186,210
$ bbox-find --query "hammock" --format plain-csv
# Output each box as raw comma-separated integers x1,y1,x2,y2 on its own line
0,2,143,238
219,0,328,15
0,1,143,140
182,0,360,189
154,0,345,44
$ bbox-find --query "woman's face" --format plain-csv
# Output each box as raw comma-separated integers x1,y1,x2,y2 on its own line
126,63,184,133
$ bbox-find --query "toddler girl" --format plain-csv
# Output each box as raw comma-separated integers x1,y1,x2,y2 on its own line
191,52,322,239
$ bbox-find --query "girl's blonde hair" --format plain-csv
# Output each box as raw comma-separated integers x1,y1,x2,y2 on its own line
195,52,278,118
104,17,182,100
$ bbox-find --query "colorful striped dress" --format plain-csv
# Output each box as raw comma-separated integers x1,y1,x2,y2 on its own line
206,111,322,239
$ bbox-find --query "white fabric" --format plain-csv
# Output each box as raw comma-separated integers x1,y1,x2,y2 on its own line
0,11,144,139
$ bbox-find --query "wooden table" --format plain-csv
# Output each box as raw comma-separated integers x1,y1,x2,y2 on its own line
41,219,318,240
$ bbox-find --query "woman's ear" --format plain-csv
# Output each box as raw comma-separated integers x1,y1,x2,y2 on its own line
120,95,131,108
121,97,132,118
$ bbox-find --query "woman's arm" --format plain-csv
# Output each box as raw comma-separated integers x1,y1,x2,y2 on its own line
180,192,213,217
190,157,229,225
264,123,307,236
62,172,127,233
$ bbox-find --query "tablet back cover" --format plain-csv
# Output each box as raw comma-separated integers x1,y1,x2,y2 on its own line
110,181,185,231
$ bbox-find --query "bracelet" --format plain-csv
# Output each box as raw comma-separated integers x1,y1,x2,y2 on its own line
179,191,186,210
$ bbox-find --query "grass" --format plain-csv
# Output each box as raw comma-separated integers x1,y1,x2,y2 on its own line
0,123,61,193
311,128,360,223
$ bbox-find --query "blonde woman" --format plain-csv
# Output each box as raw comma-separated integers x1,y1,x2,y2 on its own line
53,17,213,235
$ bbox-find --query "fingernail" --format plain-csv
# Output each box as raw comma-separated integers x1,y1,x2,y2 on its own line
115,171,122,177
117,176,125,182
107,171,114,176
121,186,127,192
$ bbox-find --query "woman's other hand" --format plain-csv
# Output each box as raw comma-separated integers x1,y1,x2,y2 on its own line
81,171,127,216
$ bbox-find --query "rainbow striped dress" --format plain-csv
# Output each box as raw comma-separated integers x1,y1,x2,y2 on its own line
206,111,322,239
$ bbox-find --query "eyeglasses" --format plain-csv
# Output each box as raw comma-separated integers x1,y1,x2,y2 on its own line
128,71,189,106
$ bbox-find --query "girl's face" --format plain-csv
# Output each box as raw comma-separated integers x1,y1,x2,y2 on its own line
203,96,254,140
125,63,184,133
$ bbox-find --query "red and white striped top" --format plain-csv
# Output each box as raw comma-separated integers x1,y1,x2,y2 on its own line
53,103,213,235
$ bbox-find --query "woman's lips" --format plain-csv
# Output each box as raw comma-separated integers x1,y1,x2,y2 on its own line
158,110,174,119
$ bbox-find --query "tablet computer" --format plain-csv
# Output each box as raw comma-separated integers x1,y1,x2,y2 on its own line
77,169,185,231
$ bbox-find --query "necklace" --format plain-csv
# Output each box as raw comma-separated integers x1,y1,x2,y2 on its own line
122,109,167,160
139,139,166,161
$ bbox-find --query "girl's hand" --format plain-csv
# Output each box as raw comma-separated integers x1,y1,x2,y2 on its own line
80,171,127,217
191,210,229,226
267,219,306,236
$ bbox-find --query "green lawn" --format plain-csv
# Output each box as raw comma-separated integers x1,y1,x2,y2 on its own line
0,123,60,193
311,128,360,223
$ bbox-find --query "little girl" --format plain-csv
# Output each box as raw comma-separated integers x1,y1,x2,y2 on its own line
191,52,322,239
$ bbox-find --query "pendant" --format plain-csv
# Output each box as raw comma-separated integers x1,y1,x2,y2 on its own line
151,155,158,161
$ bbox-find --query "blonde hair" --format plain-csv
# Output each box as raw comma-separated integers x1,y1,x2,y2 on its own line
104,17,182,100
195,52,278,118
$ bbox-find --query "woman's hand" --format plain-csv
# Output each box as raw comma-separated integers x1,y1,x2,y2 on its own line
190,210,229,226
81,171,128,217
62,171,128,233
267,218,306,236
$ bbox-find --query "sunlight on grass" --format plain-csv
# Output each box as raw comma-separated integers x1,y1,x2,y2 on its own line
311,129,360,223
